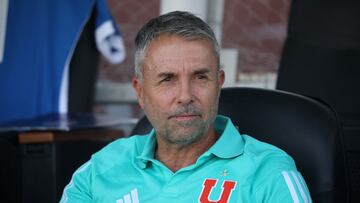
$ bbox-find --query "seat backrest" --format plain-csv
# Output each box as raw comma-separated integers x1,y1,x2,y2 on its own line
219,87,348,202
131,87,348,202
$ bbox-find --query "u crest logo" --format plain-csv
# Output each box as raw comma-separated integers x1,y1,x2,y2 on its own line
198,179,237,203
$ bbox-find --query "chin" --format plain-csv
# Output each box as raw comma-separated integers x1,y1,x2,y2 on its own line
166,130,206,145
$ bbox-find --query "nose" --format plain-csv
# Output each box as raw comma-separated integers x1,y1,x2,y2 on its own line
177,80,194,104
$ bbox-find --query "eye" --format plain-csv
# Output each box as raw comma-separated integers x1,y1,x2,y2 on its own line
196,74,208,80
160,75,173,83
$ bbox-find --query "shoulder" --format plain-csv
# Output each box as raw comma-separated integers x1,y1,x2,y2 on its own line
60,135,149,202
240,134,298,188
90,135,149,175
241,135,311,202
253,169,312,203
242,134,296,171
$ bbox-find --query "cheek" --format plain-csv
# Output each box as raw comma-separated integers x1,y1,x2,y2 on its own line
144,87,177,111
160,86,178,99
193,89,218,115
193,83,219,101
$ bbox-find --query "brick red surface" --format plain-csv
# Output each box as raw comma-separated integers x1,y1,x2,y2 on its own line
222,0,291,74
99,0,291,83
99,0,160,83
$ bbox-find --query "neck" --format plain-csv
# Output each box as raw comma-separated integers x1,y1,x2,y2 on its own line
155,128,219,172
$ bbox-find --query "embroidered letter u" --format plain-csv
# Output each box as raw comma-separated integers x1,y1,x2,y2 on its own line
199,179,237,203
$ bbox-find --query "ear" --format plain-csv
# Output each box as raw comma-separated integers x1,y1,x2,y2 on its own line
132,77,144,108
218,69,225,88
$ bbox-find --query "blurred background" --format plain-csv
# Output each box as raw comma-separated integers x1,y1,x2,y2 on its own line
1,0,359,202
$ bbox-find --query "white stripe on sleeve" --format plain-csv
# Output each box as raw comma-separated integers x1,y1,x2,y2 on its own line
282,171,300,203
298,172,313,203
291,171,309,203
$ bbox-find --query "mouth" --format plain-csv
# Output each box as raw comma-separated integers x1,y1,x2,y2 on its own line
169,114,201,121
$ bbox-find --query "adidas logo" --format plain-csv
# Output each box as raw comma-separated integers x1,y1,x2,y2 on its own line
116,188,139,203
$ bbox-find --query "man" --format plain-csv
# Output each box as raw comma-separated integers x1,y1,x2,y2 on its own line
61,11,312,202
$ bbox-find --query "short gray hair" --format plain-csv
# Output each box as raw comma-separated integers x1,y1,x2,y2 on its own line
134,11,220,80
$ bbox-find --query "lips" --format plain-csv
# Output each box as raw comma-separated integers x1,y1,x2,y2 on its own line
169,114,200,121
168,105,202,121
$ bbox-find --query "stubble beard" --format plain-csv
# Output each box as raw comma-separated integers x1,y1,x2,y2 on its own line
156,101,219,147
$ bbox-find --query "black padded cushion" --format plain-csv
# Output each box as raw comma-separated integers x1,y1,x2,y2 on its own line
218,87,348,203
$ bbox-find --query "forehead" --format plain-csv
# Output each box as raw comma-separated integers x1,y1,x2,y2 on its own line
142,35,217,74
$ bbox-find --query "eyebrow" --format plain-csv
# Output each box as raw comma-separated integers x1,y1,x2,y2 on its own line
156,72,175,80
194,68,211,75
156,67,211,79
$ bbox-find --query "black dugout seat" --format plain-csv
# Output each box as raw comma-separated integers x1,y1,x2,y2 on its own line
276,1,360,201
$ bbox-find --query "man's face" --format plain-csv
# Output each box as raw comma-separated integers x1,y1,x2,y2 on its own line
133,35,224,146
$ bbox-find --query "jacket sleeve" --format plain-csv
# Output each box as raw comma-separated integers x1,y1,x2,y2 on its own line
60,161,93,203
253,170,312,203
